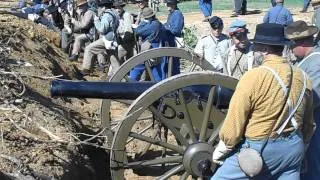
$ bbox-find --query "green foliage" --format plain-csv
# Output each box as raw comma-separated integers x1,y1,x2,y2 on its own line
183,25,198,48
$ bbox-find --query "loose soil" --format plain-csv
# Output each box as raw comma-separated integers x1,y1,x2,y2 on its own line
0,2,314,179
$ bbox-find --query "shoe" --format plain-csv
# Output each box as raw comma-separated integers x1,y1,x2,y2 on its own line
79,69,90,76
231,12,239,17
300,9,307,13
69,54,78,62
202,16,210,22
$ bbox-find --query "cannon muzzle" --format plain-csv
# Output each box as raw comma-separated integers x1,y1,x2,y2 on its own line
51,80,154,99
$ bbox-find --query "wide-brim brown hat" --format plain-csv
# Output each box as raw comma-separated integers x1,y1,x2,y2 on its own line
285,20,318,40
252,23,292,46
113,1,126,7
141,7,156,19
77,0,88,6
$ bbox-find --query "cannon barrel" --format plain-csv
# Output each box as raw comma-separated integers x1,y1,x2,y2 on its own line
51,80,234,108
51,80,155,99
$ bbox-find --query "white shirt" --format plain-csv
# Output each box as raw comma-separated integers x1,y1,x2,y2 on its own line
194,34,231,70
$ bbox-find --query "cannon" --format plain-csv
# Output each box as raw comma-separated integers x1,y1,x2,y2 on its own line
51,71,238,179
100,47,218,148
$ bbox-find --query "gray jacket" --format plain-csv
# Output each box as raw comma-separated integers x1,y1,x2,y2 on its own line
73,9,95,40
297,46,320,108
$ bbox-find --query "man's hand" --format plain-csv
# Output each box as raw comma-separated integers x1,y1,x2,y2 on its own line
212,140,232,165
94,15,99,21
71,18,76,24
131,24,138,29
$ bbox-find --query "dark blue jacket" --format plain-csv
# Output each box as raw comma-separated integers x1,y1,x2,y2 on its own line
263,4,293,26
163,9,184,45
135,18,163,45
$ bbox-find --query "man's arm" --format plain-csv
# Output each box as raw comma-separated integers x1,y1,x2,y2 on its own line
123,12,134,33
94,13,111,34
193,38,204,58
164,11,184,37
286,10,294,25
219,71,254,149
263,11,270,23
302,85,315,144
73,10,94,32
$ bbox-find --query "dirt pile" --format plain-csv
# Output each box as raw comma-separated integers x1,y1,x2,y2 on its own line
0,14,109,179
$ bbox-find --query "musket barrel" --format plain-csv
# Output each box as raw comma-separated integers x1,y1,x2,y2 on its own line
51,80,154,99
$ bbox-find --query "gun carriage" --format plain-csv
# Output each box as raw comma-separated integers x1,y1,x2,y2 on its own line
51,47,238,179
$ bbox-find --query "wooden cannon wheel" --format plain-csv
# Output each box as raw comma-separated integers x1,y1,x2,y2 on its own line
110,71,238,179
100,47,216,147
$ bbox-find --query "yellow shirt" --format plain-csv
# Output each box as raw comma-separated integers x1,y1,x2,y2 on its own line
219,55,315,149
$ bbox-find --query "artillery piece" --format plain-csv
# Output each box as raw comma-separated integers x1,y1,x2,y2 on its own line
100,47,219,147
51,70,238,179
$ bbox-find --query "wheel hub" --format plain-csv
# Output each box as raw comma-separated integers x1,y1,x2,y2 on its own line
183,142,215,177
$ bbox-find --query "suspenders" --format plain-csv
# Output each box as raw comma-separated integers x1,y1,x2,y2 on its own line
260,66,307,135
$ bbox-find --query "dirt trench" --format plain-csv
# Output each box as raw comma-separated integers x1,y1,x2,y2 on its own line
0,14,112,180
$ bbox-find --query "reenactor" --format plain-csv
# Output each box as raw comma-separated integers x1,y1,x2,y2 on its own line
130,8,163,81
69,0,97,62
194,16,231,72
285,20,320,180
114,0,135,64
212,23,314,180
80,0,119,75
134,0,149,25
232,0,246,17
225,20,263,79
263,0,293,26
161,0,184,78
60,0,74,53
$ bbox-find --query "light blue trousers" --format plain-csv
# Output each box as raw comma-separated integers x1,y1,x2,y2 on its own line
212,131,304,180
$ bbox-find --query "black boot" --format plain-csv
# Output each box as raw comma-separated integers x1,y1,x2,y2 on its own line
69,54,78,62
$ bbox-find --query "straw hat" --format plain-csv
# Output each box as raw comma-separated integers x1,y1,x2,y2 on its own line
285,21,318,40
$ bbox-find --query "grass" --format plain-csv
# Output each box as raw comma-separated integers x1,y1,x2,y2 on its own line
125,0,304,16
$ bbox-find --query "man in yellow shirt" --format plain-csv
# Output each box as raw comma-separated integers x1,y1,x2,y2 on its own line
211,23,315,179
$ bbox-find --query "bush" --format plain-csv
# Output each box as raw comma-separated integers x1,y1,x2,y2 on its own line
183,25,198,48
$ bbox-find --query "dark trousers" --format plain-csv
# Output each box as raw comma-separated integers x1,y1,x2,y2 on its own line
234,0,247,14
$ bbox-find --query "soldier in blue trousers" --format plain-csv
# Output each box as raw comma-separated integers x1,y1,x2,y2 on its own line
130,8,163,81
199,0,212,21
161,0,184,79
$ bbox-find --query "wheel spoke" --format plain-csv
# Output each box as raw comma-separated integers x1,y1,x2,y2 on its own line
123,156,182,168
149,106,189,146
112,115,153,125
128,131,184,154
199,86,216,142
144,61,156,82
178,89,197,143
188,63,197,72
157,164,184,180
180,171,190,180
137,130,158,157
168,56,173,77
208,121,223,145
127,123,153,144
